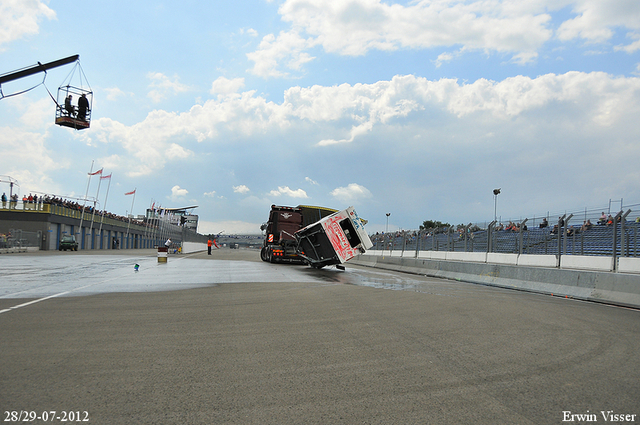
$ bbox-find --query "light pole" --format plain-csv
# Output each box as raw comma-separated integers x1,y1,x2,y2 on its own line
493,188,501,222
385,213,391,234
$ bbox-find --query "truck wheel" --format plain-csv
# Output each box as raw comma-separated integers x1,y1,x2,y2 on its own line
260,247,269,262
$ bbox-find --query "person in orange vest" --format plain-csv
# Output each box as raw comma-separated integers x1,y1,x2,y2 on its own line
207,238,212,255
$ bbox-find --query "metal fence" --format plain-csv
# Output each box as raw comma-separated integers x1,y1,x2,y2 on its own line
0,229,42,249
370,208,640,260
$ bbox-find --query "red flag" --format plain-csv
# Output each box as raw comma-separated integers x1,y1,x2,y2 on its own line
100,173,112,179
125,189,136,195
89,168,103,176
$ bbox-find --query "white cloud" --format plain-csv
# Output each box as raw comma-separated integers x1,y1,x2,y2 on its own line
210,77,245,96
615,33,640,54
556,0,640,44
247,30,316,77
170,185,188,201
330,183,372,203
434,51,456,68
104,87,128,102
233,185,250,194
83,72,640,180
247,0,640,77
0,125,61,194
248,0,558,76
305,177,318,185
240,28,259,37
147,72,190,103
317,121,374,146
203,191,217,197
268,186,308,198
0,0,56,49
165,143,193,159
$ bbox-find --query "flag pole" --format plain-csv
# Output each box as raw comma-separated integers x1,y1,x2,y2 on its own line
98,174,112,249
125,188,136,248
88,173,103,249
78,160,94,248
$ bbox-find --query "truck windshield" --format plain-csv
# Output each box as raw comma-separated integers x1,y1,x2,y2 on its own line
339,218,361,248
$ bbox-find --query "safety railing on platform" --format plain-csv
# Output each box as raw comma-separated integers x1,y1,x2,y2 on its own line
0,201,153,232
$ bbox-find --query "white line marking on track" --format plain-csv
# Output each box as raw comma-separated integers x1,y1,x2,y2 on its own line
0,272,132,315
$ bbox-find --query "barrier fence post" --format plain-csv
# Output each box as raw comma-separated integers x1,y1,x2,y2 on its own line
562,214,573,258
402,230,406,255
620,209,631,257
487,221,496,253
557,214,566,267
518,218,528,255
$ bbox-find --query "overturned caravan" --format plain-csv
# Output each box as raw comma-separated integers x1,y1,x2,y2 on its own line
295,206,373,269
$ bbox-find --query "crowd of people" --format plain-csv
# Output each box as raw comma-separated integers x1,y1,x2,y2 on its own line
0,193,150,228
368,212,640,244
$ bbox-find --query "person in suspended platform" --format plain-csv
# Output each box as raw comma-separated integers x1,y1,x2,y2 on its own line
77,93,89,121
64,95,75,117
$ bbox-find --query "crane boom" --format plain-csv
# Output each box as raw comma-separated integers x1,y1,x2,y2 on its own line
0,55,79,85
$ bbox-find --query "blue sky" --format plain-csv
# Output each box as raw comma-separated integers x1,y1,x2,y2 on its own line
1,0,639,234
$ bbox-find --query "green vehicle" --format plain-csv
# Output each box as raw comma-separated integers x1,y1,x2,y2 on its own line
59,235,78,251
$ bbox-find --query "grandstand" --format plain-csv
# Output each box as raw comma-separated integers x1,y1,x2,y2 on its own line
370,203,640,259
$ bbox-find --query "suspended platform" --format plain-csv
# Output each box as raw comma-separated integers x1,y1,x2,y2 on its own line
55,115,91,130
55,84,92,130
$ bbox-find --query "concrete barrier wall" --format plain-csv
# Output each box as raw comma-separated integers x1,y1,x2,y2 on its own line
517,254,557,268
487,252,519,265
352,253,640,309
560,255,613,271
619,257,640,274
430,251,447,260
182,242,207,254
370,250,634,272
417,251,431,259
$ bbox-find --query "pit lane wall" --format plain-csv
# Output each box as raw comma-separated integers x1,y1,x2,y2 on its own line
351,251,640,309
182,242,207,254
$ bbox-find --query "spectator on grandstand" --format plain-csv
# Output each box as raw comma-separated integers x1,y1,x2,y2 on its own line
566,226,575,236
539,218,548,228
581,220,593,232
598,212,607,225
496,223,504,231
558,216,565,227
551,224,559,235
606,215,614,226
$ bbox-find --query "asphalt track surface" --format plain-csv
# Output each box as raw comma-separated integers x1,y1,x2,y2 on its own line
1,249,639,424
